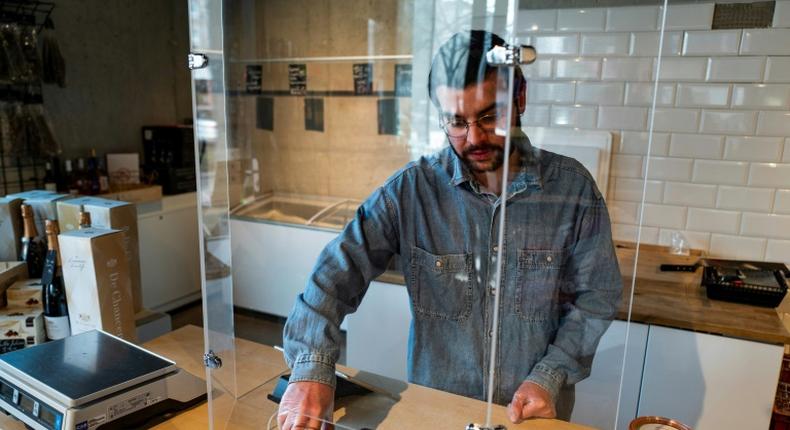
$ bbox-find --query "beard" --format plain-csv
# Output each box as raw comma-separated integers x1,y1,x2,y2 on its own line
460,143,506,173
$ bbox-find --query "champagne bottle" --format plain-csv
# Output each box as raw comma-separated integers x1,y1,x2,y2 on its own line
78,207,91,229
87,149,100,195
20,204,45,278
42,220,70,340
43,161,57,191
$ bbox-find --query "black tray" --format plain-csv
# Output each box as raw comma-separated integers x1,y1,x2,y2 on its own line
701,259,789,308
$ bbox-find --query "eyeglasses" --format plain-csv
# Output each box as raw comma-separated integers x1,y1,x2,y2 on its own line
440,113,504,139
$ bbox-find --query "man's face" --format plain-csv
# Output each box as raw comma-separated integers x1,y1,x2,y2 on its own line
435,76,516,174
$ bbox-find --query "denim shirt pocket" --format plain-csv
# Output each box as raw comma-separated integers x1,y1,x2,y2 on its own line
409,246,473,321
514,248,568,322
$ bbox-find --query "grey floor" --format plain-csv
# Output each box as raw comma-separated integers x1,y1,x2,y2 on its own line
167,301,347,363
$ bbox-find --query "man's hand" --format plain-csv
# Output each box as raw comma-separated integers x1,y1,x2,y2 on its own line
277,381,335,429
507,381,556,423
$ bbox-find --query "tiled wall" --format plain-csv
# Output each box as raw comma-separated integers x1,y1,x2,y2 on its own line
517,2,790,264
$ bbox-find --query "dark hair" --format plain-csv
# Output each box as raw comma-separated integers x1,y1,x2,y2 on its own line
427,30,525,107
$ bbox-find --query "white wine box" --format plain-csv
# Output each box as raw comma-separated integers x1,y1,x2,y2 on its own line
6,279,43,309
59,227,137,342
6,190,71,240
57,197,142,312
0,198,23,261
0,307,44,353
0,262,27,308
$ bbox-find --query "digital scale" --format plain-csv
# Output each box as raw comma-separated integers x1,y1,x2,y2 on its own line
0,330,206,430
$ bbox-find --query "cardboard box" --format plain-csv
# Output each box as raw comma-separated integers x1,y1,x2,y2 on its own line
0,262,27,308
6,190,71,240
0,307,44,353
100,185,162,205
59,227,137,342
107,153,141,186
57,197,143,312
6,279,42,309
0,198,23,261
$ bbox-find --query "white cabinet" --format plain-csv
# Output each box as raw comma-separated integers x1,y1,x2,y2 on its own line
346,281,411,380
137,193,201,311
638,325,783,430
230,219,338,317
570,320,648,430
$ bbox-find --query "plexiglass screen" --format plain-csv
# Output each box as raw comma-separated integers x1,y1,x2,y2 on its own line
186,0,673,429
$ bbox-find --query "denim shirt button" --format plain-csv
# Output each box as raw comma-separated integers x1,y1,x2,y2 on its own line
546,255,553,262
492,245,498,252
435,260,442,268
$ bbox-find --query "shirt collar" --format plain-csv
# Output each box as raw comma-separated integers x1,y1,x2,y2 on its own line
448,130,543,192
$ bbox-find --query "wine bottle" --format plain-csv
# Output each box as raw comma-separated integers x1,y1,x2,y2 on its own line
76,158,90,195
41,220,70,340
20,204,45,278
78,207,91,229
64,159,78,195
97,156,110,194
43,161,57,191
87,149,100,195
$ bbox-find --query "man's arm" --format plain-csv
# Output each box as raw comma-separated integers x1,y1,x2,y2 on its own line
283,186,400,387
518,193,623,413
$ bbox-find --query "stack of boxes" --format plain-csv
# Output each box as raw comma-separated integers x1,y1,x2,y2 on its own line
0,190,142,352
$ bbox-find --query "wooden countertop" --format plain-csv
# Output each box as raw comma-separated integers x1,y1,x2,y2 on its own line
619,276,790,345
0,325,592,430
376,271,790,345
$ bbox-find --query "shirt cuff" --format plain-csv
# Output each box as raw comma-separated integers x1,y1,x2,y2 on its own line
524,363,566,405
287,353,337,389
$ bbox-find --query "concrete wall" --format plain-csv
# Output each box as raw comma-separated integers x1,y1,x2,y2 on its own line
41,0,191,160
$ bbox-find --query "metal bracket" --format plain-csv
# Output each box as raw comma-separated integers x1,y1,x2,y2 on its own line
485,44,537,67
203,350,223,369
188,52,209,70
466,424,507,430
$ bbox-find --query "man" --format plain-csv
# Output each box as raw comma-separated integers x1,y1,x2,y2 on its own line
278,30,622,429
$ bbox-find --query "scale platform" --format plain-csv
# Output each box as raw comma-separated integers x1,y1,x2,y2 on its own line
0,330,206,430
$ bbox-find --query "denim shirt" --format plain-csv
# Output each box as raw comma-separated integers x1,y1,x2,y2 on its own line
283,134,623,407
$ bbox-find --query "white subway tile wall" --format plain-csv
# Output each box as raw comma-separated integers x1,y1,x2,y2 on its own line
656,57,709,81
664,182,717,207
619,131,670,155
717,186,775,211
706,57,765,82
554,58,601,79
775,190,790,214
668,133,723,159
723,136,783,162
693,160,749,185
575,82,624,105
699,110,756,134
756,111,790,136
682,30,741,56
765,57,790,83
550,105,597,128
606,6,659,32
774,1,790,28
557,8,606,32
513,3,790,262
629,32,683,57
581,33,630,56
625,83,676,107
740,29,790,55
675,83,730,108
662,3,715,31
709,234,766,260
687,207,741,233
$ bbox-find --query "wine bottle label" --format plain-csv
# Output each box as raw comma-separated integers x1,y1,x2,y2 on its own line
44,316,70,340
